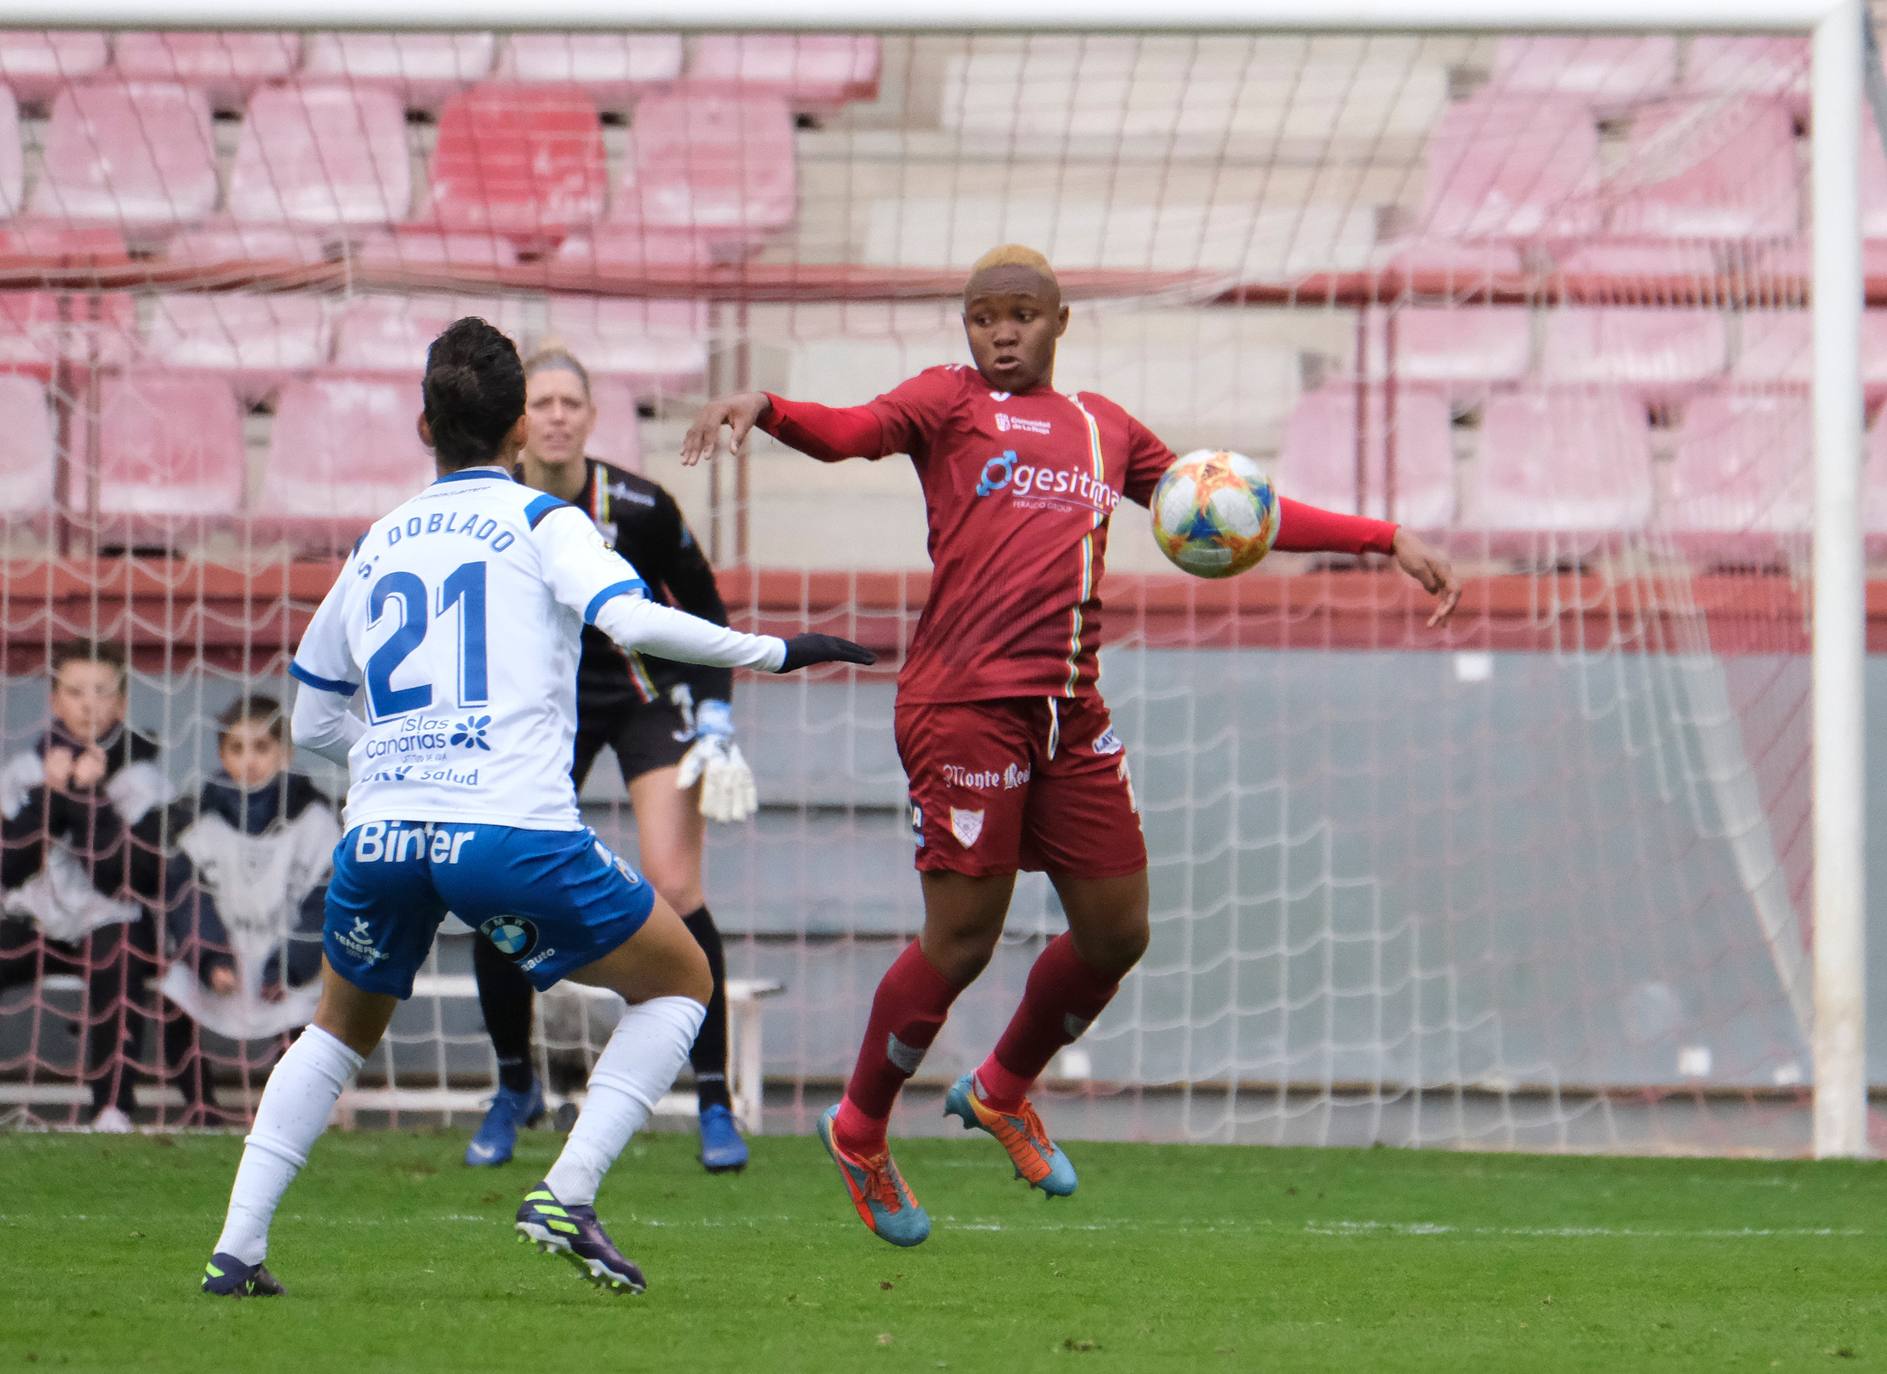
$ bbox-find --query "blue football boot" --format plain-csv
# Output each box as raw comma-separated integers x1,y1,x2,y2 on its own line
464,1078,545,1167
201,1252,285,1298
698,1103,750,1173
943,1072,1078,1197
515,1181,646,1294
817,1104,931,1247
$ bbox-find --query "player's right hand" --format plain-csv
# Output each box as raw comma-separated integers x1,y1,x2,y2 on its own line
680,392,771,467
777,634,876,672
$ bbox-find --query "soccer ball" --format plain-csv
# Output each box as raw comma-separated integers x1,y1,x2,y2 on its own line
1149,449,1279,578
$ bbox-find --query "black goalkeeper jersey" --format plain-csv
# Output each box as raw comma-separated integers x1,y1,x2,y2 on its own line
537,458,734,715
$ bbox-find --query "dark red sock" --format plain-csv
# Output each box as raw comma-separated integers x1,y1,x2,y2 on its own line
977,933,1120,1111
834,941,962,1154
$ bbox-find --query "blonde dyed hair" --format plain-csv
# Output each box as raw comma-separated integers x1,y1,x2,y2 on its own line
966,244,1059,292
523,338,592,401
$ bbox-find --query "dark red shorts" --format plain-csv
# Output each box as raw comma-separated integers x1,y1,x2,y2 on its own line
894,694,1147,879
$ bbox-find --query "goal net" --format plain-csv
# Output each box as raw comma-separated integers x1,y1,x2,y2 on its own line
0,18,1871,1155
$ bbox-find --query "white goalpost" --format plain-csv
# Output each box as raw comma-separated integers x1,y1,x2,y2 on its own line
0,0,1868,1159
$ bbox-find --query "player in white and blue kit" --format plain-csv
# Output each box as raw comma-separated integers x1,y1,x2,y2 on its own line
200,319,872,1299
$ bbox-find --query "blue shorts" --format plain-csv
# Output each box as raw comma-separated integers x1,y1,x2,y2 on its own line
323,821,656,998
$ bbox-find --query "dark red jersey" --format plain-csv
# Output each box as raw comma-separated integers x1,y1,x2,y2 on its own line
760,364,1396,706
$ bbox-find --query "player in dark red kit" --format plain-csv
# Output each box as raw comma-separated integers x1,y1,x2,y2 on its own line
682,245,1460,1248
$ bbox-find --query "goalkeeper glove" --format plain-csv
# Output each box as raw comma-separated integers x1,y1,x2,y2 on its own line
675,697,757,824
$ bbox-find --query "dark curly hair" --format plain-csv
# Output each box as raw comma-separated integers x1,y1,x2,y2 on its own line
422,317,527,468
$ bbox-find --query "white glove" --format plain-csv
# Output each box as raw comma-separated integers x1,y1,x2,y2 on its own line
675,698,757,823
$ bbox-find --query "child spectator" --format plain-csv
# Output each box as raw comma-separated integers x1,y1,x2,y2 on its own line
0,639,222,1129
160,695,336,1052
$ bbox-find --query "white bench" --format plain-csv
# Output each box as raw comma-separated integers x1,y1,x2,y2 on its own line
338,973,783,1130
1,971,784,1131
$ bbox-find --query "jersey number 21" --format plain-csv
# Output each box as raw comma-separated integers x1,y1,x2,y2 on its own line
364,561,489,721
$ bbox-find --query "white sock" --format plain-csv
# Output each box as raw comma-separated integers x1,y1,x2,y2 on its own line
212,1025,363,1265
544,995,706,1206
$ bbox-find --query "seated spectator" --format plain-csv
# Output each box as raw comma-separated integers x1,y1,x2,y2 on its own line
160,695,335,1051
0,639,224,1129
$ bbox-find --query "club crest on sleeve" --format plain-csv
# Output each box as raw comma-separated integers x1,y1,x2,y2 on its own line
950,807,984,848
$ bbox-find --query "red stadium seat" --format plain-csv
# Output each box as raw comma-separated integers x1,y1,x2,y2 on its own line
553,227,716,276
1467,390,1654,541
228,85,413,230
0,293,67,377
0,86,21,217
166,225,330,267
300,32,496,111
74,371,247,549
585,377,644,473
1277,386,1455,529
1374,239,1526,285
29,81,218,237
0,31,109,105
144,294,332,404
111,31,301,106
1683,37,1809,109
495,33,683,109
1417,92,1601,241
541,296,709,400
72,293,137,369
1663,391,1811,558
1485,35,1677,108
1608,99,1800,241
1747,237,1887,284
1861,115,1887,242
351,229,520,272
1540,308,1728,399
1865,420,1887,556
428,83,607,244
255,377,436,553
0,224,129,265
1735,312,1887,395
688,34,881,108
331,294,524,376
1545,241,1725,300
1367,307,1530,389
615,93,796,242
0,374,58,540
0,292,134,377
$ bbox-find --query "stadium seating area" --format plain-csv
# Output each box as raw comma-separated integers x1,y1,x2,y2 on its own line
0,30,1876,564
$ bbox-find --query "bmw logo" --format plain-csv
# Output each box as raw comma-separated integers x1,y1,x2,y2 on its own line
479,915,537,960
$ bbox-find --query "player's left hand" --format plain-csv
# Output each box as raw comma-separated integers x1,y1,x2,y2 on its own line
676,699,758,824
1392,529,1461,629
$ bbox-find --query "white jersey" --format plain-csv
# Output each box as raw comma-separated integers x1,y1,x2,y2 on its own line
290,467,786,831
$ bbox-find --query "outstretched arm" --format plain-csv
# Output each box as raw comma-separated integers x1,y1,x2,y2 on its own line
682,371,957,467
682,391,892,465
538,508,874,673
1272,498,1460,629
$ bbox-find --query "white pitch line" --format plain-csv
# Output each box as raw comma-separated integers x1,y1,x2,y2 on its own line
1302,1219,1865,1239
15,1214,1867,1241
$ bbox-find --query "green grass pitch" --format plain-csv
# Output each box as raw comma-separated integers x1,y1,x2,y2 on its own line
2,1129,1882,1372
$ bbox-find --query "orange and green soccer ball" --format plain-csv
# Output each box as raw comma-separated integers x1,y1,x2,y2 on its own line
1150,449,1279,578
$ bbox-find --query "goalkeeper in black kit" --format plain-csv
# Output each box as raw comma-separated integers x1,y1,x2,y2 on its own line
464,345,756,1172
